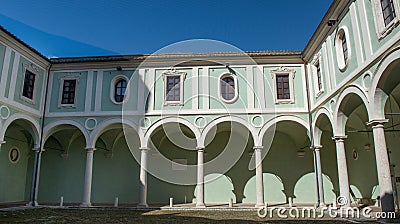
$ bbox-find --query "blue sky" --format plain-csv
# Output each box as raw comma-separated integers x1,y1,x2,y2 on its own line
0,1,332,57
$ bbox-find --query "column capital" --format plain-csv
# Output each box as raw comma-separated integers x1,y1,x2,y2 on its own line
253,146,263,151
196,146,205,151
313,145,323,151
32,147,41,152
139,147,150,151
0,140,6,145
85,147,96,152
366,119,388,128
332,136,347,141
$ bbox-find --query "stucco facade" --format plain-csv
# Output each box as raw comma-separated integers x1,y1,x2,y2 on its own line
0,0,400,212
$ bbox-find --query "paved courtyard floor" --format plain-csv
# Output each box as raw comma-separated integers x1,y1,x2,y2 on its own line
0,207,398,223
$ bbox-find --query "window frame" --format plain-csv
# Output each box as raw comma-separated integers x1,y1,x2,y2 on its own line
163,70,186,106
372,0,400,39
110,75,129,104
270,67,296,104
20,65,39,104
58,75,80,108
218,73,238,104
311,53,324,97
335,27,351,72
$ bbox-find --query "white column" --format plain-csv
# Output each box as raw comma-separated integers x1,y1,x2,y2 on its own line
332,136,350,207
81,147,95,207
314,145,325,206
367,120,395,212
254,146,264,207
196,147,206,207
33,148,43,206
138,147,149,207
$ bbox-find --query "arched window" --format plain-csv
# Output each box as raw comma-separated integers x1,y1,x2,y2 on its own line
114,79,127,103
220,75,236,102
335,27,351,71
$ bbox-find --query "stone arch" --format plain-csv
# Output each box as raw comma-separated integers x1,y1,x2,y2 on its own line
1,113,41,147
258,115,310,147
144,116,200,148
89,118,144,149
198,115,258,148
43,119,90,148
370,47,400,120
333,85,370,136
312,107,334,146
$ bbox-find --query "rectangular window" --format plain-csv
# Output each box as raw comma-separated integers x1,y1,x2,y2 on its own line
166,75,181,102
276,74,290,100
61,80,76,105
316,62,322,91
22,70,35,100
381,0,397,26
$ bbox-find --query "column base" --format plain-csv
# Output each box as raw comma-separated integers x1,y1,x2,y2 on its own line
27,201,39,207
255,203,265,208
196,203,206,208
80,202,91,207
137,203,148,208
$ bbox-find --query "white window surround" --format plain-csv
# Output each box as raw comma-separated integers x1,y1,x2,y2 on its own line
311,52,324,98
58,74,80,108
371,0,400,39
335,26,351,72
218,73,239,104
20,63,39,105
163,70,186,106
110,75,129,105
270,67,296,104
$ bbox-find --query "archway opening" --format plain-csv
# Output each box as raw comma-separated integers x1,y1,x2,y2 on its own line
197,121,254,206
340,93,378,206
38,124,87,205
147,122,197,206
261,119,312,205
315,113,339,205
91,123,140,206
0,119,38,204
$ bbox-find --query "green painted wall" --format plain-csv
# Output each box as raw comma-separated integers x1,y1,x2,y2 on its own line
92,136,140,204
38,135,86,204
12,57,45,110
101,70,135,111
0,126,33,203
0,43,6,76
49,71,88,113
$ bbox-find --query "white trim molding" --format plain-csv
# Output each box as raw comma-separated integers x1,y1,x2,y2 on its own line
311,52,324,98
371,0,400,39
218,72,239,104
110,75,128,105
270,66,296,104
58,73,81,108
162,70,186,106
335,26,352,72
19,62,40,105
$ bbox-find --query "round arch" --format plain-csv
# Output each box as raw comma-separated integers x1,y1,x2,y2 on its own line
258,115,310,146
198,115,258,148
1,113,41,147
333,85,370,136
144,117,200,148
370,47,400,120
43,120,90,148
89,118,143,149
312,107,334,146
